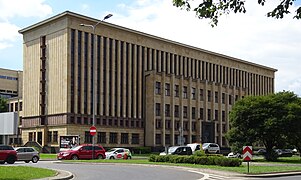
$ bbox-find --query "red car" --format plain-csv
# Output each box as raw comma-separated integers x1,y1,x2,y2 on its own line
0,145,17,164
57,144,106,160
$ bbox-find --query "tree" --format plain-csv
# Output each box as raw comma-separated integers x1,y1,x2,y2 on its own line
0,97,8,112
173,0,301,26
226,91,301,161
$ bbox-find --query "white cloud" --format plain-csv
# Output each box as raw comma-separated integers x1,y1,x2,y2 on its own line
0,0,52,20
81,4,90,11
0,0,52,51
110,0,301,96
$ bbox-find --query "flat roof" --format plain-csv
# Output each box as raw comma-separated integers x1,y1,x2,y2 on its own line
19,11,277,72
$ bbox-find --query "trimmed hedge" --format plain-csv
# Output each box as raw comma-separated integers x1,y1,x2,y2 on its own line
148,154,242,167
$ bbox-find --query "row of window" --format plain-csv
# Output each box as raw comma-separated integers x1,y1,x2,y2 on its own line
8,101,23,112
84,132,140,144
156,82,240,104
69,117,144,128
0,75,18,81
155,104,227,121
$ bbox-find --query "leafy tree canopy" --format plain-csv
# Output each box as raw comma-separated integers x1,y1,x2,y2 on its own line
173,0,301,26
0,97,8,113
226,91,301,161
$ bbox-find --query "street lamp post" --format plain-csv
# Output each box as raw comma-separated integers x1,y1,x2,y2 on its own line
80,13,113,159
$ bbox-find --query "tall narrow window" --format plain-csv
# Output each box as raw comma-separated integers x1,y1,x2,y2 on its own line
191,88,196,100
165,104,170,117
215,91,218,103
155,82,161,94
183,106,188,118
156,103,161,116
192,107,196,119
183,86,188,99
200,89,204,101
175,105,179,117
174,85,179,97
165,83,170,96
208,90,212,102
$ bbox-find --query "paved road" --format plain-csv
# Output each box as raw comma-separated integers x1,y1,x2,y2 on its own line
16,161,205,180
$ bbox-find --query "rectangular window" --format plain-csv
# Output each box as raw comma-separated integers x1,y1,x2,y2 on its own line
215,91,218,103
156,119,161,128
183,86,188,99
29,132,33,141
200,89,204,101
175,105,179,117
191,88,196,100
165,120,171,129
155,82,161,94
156,134,161,144
165,83,170,96
222,93,225,104
132,133,139,144
165,104,170,117
200,108,204,120
192,107,196,119
208,109,211,120
165,134,171,144
47,131,52,143
85,131,92,143
192,122,196,131
183,106,188,118
97,132,106,143
109,132,118,143
208,90,211,102
215,110,218,121
53,131,58,143
174,85,179,97
155,103,161,116
222,111,226,122
229,95,233,105
121,133,129,144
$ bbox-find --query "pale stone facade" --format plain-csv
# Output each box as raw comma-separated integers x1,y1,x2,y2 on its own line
18,11,276,150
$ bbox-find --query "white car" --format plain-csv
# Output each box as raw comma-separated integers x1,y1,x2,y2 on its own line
227,152,241,158
202,143,220,154
186,143,202,153
105,148,132,159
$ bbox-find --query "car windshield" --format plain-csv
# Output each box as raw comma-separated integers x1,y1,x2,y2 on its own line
202,143,209,148
108,148,117,152
70,146,82,150
168,147,178,153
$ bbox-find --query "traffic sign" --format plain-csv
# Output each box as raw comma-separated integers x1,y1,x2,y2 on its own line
243,146,252,161
90,126,97,136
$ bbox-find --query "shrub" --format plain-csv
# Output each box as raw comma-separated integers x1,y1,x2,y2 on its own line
148,155,242,167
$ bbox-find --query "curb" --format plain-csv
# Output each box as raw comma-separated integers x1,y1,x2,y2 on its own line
238,171,301,178
39,169,74,180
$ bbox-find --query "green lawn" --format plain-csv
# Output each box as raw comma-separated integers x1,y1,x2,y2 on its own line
0,166,56,180
40,153,57,160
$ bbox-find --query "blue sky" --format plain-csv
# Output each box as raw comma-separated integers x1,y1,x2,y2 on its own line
0,0,301,96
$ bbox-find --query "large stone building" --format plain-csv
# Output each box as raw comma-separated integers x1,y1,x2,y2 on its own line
18,11,276,150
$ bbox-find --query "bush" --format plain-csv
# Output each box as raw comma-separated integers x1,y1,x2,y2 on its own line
148,155,242,167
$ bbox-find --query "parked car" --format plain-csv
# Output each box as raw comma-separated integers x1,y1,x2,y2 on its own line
15,147,40,163
160,146,192,156
256,149,267,155
0,145,17,164
227,152,242,158
105,148,132,159
187,143,202,153
202,143,220,154
57,144,106,160
274,149,293,157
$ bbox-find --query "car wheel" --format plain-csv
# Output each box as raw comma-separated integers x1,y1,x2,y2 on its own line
71,155,79,160
109,156,114,159
205,149,209,154
0,161,5,164
216,150,220,154
6,156,16,164
25,160,30,163
32,156,39,163
97,155,104,159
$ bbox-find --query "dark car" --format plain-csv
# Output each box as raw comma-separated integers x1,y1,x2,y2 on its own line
15,147,40,163
275,149,293,157
160,146,193,156
0,145,17,164
57,144,106,160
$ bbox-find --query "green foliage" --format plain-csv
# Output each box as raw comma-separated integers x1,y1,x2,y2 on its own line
148,155,242,167
132,147,151,154
194,150,206,156
0,97,8,112
172,0,301,27
226,91,301,161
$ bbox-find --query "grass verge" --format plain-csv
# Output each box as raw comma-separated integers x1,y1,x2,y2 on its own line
40,153,57,160
0,166,56,180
